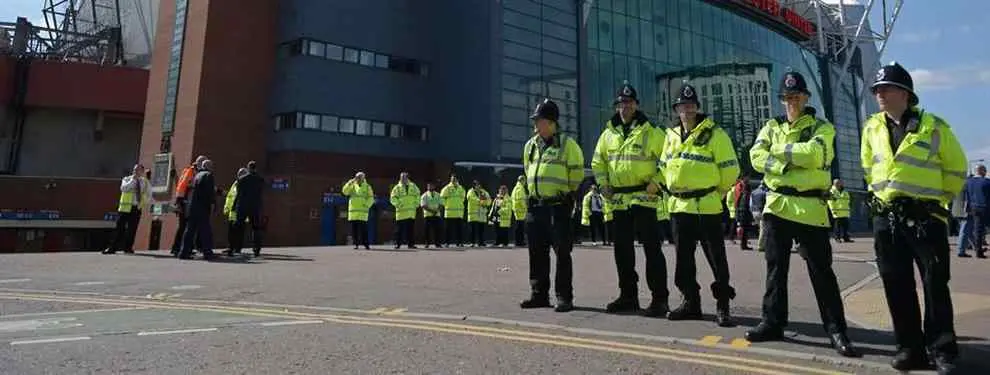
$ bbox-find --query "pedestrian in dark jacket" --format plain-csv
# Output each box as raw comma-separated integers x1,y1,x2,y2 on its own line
179,159,217,260
231,160,265,256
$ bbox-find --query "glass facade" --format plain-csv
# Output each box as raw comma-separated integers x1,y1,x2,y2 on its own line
584,0,823,174
499,0,580,160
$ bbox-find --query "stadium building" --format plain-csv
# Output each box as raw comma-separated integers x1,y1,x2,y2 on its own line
1,0,901,250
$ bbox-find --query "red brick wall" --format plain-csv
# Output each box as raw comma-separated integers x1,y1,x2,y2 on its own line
0,176,118,219
0,57,13,103
23,60,148,113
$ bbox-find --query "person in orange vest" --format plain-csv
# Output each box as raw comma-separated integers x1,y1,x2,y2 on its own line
103,164,151,254
171,155,206,256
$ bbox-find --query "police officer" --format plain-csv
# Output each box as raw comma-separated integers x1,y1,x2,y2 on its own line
827,179,852,242
390,172,421,249
519,98,585,312
747,72,857,357
862,62,966,374
661,83,740,326
591,82,669,317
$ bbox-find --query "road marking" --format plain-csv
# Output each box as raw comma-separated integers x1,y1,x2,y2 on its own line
145,293,182,300
0,279,31,284
10,336,91,345
169,285,202,291
0,306,148,318
260,320,324,327
730,338,751,349
382,308,407,315
699,335,722,347
368,307,388,314
0,292,853,375
137,328,218,336
72,281,106,286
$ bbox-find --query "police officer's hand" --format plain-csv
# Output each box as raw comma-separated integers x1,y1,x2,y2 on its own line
647,182,660,195
602,186,613,198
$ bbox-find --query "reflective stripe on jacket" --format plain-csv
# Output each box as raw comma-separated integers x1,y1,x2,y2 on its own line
522,133,584,198
661,116,739,215
591,111,665,210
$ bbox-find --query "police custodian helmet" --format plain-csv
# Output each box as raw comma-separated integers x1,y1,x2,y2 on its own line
530,98,560,122
871,62,918,106
672,82,700,109
779,71,812,98
614,81,639,104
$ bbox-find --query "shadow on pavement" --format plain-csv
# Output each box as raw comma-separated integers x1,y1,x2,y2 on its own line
255,254,314,262
128,252,258,264
571,305,654,317
360,248,419,253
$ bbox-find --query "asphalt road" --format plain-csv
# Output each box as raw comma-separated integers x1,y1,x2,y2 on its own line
0,240,987,374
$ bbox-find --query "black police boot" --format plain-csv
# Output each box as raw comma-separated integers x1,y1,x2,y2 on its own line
666,299,703,321
933,353,957,375
715,300,735,327
642,299,669,318
890,348,929,371
829,332,859,357
520,294,552,309
554,299,574,313
605,294,640,313
744,322,784,342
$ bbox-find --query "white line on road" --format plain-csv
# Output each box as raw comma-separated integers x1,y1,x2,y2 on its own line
169,285,202,291
72,281,107,286
137,328,218,336
10,336,91,345
0,307,149,319
0,279,31,284
259,320,324,327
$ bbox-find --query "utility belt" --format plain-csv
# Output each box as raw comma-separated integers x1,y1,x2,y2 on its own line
667,186,717,199
528,194,569,208
611,184,648,194
770,186,828,198
868,196,949,239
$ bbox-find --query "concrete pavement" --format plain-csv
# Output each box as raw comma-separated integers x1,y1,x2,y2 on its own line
0,239,987,374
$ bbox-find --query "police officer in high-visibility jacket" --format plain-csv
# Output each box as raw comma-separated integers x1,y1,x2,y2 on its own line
591,82,669,317
440,175,467,247
827,179,852,242
519,98,585,312
862,62,967,374
420,183,444,248
390,172,421,249
342,172,374,250
103,164,151,254
581,185,607,245
223,168,249,255
466,180,491,247
747,72,858,357
661,83,740,326
511,176,528,246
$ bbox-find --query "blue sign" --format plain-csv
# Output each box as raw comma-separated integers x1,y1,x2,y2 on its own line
322,193,347,205
271,178,289,191
0,209,62,220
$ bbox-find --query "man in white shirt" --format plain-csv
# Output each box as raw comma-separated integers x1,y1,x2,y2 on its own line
103,164,151,254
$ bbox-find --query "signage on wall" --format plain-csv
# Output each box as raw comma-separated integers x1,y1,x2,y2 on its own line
1,210,62,220
271,177,290,191
742,0,816,36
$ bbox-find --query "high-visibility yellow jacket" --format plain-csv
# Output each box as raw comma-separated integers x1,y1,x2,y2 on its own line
861,109,967,220
466,187,491,223
117,175,150,213
661,116,740,215
657,195,669,221
827,187,851,218
420,190,443,218
591,111,665,211
581,191,606,226
492,196,513,228
522,133,584,198
726,190,736,219
390,181,421,221
750,109,835,228
511,181,528,221
603,196,614,222
440,183,466,219
224,181,238,221
342,179,374,222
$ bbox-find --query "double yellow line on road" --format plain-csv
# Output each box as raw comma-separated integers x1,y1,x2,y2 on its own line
0,291,850,375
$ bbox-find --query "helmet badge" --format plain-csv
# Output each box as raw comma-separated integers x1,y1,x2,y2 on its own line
876,68,886,81
622,86,633,96
683,86,695,98
784,75,797,88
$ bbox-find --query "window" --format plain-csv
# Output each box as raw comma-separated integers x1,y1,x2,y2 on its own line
389,124,402,138
355,119,371,135
321,115,338,132
359,50,375,66
326,44,343,60
339,118,355,133
302,113,320,129
372,121,386,136
375,54,389,68
344,48,360,63
306,40,325,57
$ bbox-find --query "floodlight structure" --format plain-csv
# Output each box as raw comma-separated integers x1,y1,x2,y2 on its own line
0,0,123,64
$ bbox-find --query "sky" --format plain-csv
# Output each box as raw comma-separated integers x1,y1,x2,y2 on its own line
2,0,989,158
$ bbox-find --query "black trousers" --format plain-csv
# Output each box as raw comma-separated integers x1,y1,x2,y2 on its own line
514,220,526,246
495,226,510,246
588,212,605,242
611,205,668,301
424,217,442,246
527,203,573,300
180,211,213,258
833,217,851,240
109,209,141,252
671,213,736,302
445,217,464,246
171,211,188,253
761,214,847,334
232,211,263,253
470,221,485,246
874,215,958,357
605,220,614,244
394,219,415,248
350,220,369,247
